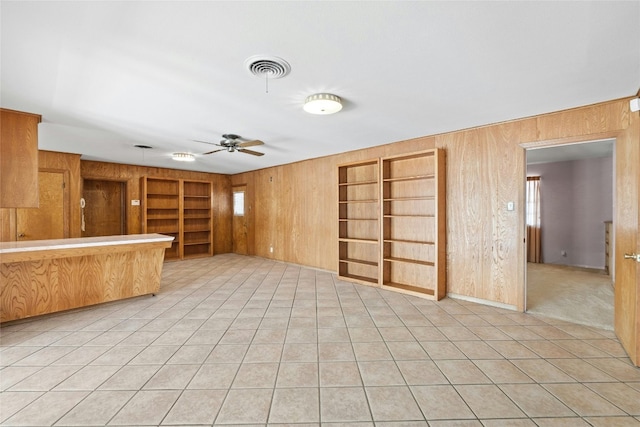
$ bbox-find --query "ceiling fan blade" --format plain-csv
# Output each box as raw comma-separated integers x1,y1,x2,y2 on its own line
238,139,264,148
193,139,220,146
238,148,264,156
202,149,225,155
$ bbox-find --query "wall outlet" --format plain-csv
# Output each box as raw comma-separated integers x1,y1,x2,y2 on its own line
561,250,567,257
507,201,514,211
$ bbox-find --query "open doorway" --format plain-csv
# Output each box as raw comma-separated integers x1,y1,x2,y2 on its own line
82,179,126,237
525,139,615,329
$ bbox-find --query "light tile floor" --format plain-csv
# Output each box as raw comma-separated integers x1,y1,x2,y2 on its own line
1,254,640,426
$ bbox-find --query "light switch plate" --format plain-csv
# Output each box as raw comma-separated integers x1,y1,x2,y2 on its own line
507,201,514,211
131,199,140,206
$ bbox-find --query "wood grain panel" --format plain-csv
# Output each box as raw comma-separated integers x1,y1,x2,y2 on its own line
1,241,169,322
0,109,41,208
83,179,125,236
81,160,232,254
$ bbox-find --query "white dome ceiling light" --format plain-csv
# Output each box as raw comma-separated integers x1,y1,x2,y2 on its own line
303,93,343,115
172,152,195,162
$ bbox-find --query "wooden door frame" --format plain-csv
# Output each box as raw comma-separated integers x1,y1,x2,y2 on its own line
81,177,127,235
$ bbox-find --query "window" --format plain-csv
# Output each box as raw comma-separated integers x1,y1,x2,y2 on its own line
233,191,245,216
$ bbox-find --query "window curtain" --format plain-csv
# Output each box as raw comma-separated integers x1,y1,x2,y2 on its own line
526,176,542,263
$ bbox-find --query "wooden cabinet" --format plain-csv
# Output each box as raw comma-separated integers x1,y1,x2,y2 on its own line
381,149,446,299
1,109,41,208
338,160,380,286
141,177,212,261
337,149,446,300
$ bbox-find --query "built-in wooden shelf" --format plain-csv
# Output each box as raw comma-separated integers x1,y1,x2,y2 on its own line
141,177,213,260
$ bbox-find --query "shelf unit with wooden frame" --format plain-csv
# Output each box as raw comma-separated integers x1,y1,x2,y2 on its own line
141,177,181,260
380,148,446,300
337,159,380,286
182,179,213,259
141,177,213,261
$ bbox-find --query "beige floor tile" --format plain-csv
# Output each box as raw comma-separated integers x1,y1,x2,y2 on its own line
0,366,42,391
269,387,320,423
386,341,429,360
466,326,512,341
129,345,179,365
454,341,503,360
277,362,319,387
231,362,278,388
320,387,372,422
549,358,617,382
161,389,226,425
348,328,384,342
472,359,533,384
510,359,575,383
438,326,480,341
87,346,143,366
109,389,180,425
0,346,42,366
56,390,134,426
583,417,640,426
252,328,286,344
166,344,214,364
396,360,448,385
319,342,356,361
408,326,448,341
54,364,120,390
421,341,467,360
9,365,82,391
499,384,575,417
242,343,283,363
286,328,318,343
205,344,249,363
143,364,199,389
531,418,591,426
584,339,630,357
0,391,43,423
410,385,475,420
352,342,393,361
13,346,75,366
486,341,539,359
520,340,575,359
187,363,240,389
427,421,482,426
378,327,415,341
219,329,256,345
320,361,363,386
543,383,626,416
98,365,160,390
585,358,640,382
3,390,88,426
216,388,273,424
435,360,491,385
366,386,424,421
358,360,405,386
281,343,318,362
318,327,351,343
456,384,525,418
586,382,640,415
551,340,610,358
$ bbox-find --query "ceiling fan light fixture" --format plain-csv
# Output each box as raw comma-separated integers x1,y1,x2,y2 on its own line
304,93,343,115
172,152,195,162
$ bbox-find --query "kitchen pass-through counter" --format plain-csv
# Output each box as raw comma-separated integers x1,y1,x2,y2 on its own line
0,234,174,322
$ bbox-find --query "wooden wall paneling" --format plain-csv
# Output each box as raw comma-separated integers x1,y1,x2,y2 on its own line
39,151,82,238
435,131,483,299
0,109,41,208
536,101,628,141
480,123,523,307
81,160,232,254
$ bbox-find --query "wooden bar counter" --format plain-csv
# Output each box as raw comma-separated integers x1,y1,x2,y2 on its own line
0,234,174,322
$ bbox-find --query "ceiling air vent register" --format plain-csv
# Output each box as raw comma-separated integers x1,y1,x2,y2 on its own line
245,55,291,79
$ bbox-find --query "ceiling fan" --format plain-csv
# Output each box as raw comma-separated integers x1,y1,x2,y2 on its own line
195,134,265,156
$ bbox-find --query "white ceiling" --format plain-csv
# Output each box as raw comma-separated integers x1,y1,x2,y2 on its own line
2,1,639,174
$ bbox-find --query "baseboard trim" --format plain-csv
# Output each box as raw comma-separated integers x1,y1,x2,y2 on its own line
447,293,518,312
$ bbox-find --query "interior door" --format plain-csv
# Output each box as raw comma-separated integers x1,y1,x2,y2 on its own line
232,185,248,255
16,171,65,240
82,179,125,237
614,121,640,366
